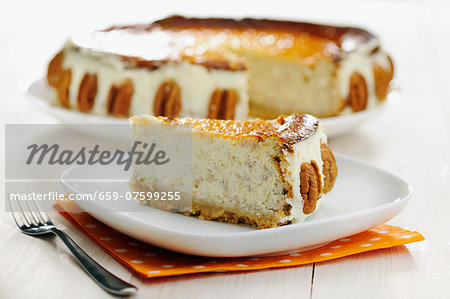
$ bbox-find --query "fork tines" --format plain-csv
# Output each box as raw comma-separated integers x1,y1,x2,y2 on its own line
8,195,53,228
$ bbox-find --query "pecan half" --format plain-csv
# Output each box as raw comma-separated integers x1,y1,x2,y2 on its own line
300,160,322,214
107,79,134,117
47,51,71,108
347,72,368,112
57,69,71,108
153,81,182,117
321,143,337,193
207,89,238,120
47,51,64,87
373,63,390,100
387,55,394,81
77,73,98,113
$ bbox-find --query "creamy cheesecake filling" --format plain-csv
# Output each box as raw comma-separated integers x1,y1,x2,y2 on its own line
62,41,248,119
246,55,341,118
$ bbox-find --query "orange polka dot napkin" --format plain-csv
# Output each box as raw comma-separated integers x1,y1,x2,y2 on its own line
54,202,424,278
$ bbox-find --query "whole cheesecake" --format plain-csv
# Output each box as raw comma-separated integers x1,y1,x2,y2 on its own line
47,16,394,120
131,114,337,229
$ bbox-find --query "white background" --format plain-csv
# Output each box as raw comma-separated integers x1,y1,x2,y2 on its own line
1,0,449,298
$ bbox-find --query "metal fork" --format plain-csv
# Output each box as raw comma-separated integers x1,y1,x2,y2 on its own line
9,198,137,296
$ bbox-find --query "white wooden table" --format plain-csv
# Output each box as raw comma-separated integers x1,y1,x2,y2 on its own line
1,0,449,298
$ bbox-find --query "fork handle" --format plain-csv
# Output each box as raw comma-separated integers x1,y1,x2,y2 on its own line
50,227,137,296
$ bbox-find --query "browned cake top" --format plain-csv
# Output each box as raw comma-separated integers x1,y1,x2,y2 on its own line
71,16,377,70
152,16,374,51
133,114,319,149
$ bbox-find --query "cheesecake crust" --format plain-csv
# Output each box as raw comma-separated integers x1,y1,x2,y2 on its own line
187,202,291,229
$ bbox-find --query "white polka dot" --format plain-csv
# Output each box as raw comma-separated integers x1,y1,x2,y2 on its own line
128,242,140,246
236,264,248,267
248,257,259,261
279,259,291,263
114,249,127,253
378,230,389,234
215,270,226,273
339,238,351,242
370,237,381,241
131,260,143,264
330,245,341,249
361,243,373,247
162,265,174,268
85,224,96,228
99,237,111,241
193,265,205,269
320,253,332,256
290,253,301,257
148,270,160,274
144,253,156,257
400,235,412,239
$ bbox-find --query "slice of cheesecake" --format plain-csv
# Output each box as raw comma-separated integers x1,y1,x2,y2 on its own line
130,114,337,229
47,16,393,120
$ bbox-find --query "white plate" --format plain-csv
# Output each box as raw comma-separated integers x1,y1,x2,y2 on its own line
60,153,412,257
320,89,400,136
27,78,128,125
28,78,400,137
